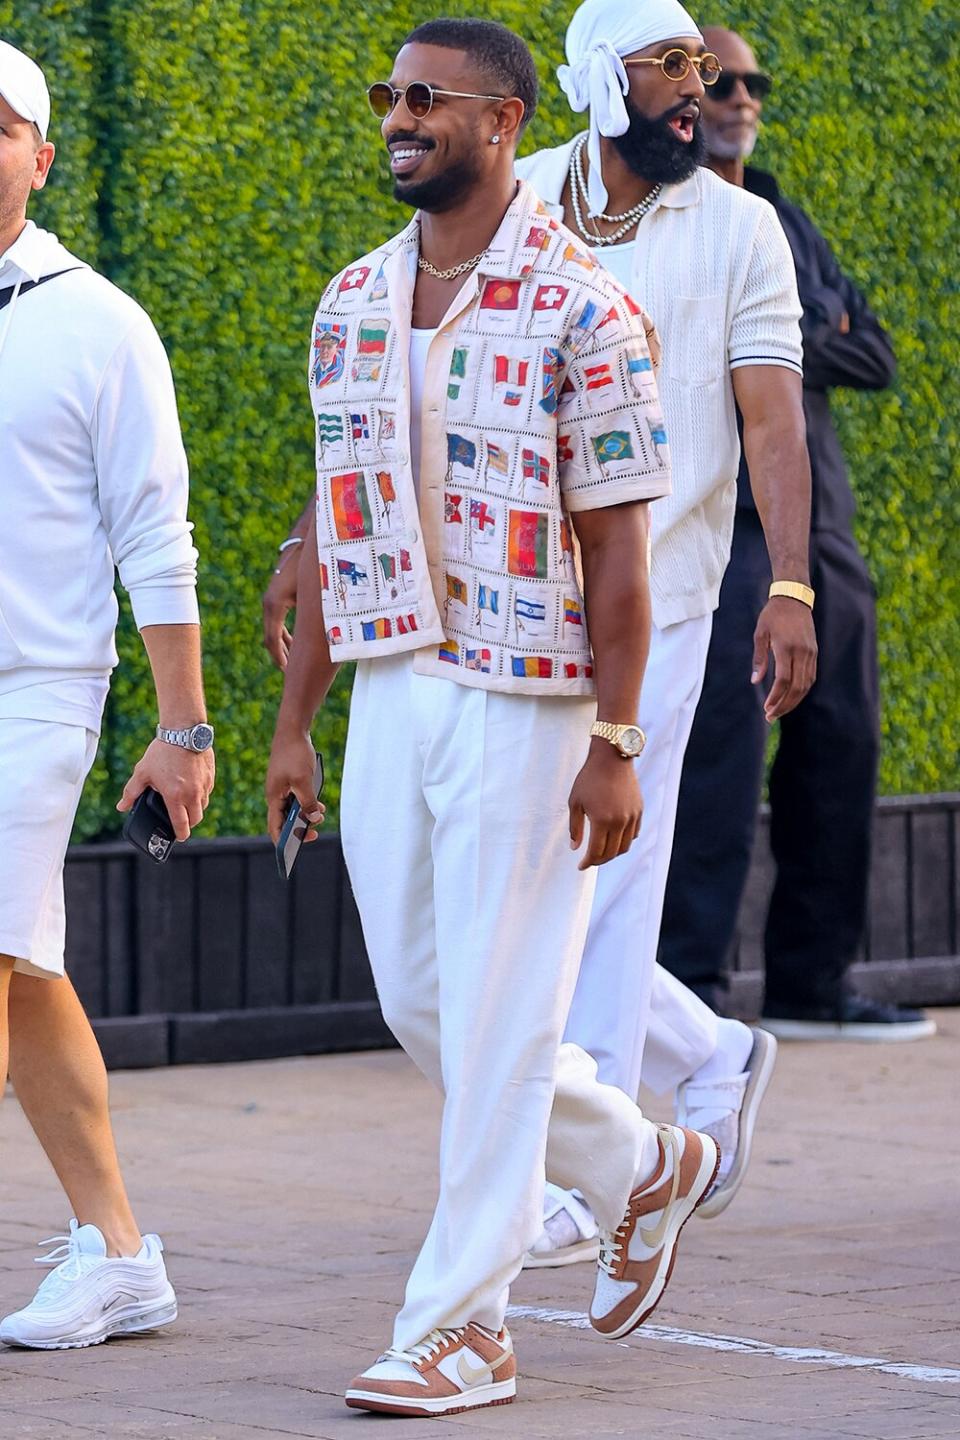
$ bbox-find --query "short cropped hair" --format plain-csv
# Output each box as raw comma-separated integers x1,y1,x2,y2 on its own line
403,17,538,131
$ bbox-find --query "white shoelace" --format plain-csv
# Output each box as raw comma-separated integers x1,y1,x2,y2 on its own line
30,1222,99,1299
597,1223,627,1277
382,1326,466,1367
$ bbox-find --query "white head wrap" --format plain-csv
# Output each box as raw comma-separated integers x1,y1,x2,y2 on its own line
558,0,702,215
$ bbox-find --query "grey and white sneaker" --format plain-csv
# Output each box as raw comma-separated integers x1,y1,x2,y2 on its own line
0,1219,177,1350
677,1027,778,1220
523,1183,600,1268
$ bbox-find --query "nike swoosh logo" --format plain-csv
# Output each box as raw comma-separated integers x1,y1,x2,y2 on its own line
457,1353,492,1386
638,1128,682,1250
457,1334,513,1387
101,1291,140,1315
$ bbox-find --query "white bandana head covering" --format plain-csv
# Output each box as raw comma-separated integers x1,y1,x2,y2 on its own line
558,0,702,215
0,40,50,140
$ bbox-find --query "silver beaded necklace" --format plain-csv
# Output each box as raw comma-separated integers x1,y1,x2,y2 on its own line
568,135,662,246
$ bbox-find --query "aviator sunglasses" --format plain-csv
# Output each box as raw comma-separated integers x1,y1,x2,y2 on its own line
709,70,773,102
367,81,506,119
624,49,723,84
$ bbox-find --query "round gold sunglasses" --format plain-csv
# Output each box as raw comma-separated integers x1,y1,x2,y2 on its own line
624,49,723,85
367,81,506,119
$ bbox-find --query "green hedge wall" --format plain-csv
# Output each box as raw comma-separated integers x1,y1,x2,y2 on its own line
6,0,957,836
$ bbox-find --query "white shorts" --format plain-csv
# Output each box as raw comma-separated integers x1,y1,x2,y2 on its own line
0,718,98,979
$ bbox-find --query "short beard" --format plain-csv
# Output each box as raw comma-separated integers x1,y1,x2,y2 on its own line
610,97,706,186
391,140,484,214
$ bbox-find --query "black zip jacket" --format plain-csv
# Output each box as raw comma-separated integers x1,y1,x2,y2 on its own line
736,166,897,533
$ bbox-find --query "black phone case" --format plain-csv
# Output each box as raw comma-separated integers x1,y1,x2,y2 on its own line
122,788,176,864
275,752,325,881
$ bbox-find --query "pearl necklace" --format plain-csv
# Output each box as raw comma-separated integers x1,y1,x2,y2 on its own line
568,135,662,246
418,250,487,280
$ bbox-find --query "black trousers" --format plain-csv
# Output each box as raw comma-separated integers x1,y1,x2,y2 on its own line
658,510,880,1013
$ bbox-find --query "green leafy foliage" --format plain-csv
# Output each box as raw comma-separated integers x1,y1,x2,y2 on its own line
6,0,956,836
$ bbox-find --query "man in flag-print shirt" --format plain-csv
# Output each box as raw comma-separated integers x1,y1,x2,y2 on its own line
267,18,721,1420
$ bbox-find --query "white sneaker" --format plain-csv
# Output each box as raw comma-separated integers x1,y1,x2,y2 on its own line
345,1323,516,1416
522,1183,601,1268
0,1219,177,1350
677,1028,778,1220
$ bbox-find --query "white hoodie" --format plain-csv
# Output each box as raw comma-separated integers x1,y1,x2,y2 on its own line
0,221,199,729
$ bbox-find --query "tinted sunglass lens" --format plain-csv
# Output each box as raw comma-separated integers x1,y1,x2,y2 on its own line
701,54,722,85
661,51,690,80
367,84,394,117
746,73,773,99
405,83,434,118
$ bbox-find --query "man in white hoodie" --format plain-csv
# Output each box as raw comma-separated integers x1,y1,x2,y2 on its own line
516,0,817,1260
0,39,214,1348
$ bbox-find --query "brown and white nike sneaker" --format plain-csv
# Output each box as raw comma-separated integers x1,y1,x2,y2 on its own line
590,1124,720,1339
345,1322,516,1416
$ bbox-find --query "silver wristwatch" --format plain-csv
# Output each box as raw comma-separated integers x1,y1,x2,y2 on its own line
156,722,215,753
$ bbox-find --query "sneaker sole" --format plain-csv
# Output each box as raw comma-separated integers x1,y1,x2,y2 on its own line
591,1135,721,1341
697,1029,778,1221
522,1237,601,1269
345,1377,516,1416
761,1017,937,1043
0,1295,177,1351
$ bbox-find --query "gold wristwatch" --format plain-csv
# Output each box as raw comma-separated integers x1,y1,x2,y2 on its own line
590,721,646,759
769,580,815,610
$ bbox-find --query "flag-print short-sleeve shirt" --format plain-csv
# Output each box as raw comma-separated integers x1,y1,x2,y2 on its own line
308,181,671,696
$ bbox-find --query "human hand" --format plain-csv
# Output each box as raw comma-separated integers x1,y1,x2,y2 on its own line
263,546,301,669
752,598,818,721
116,739,215,841
568,743,643,871
265,728,325,844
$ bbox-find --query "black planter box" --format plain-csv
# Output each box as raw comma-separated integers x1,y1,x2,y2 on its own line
64,796,960,1069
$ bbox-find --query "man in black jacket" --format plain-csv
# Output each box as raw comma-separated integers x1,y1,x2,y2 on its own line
657,26,934,1039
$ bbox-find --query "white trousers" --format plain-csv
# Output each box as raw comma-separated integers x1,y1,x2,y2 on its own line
564,615,713,1101
644,962,720,1094
340,655,661,1351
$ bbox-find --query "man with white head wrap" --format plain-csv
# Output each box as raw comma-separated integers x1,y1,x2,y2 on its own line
518,0,817,1262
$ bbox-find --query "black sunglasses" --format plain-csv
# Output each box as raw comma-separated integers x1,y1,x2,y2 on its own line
709,71,773,102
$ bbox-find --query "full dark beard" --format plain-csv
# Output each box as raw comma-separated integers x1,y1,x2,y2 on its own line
610,98,706,186
392,151,484,214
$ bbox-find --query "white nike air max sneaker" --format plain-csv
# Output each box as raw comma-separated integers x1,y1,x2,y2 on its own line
346,1323,516,1416
0,1219,177,1350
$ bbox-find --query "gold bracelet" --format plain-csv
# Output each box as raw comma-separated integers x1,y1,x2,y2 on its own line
769,580,815,610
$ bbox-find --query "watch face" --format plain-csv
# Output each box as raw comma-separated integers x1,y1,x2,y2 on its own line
190,724,215,752
620,726,645,757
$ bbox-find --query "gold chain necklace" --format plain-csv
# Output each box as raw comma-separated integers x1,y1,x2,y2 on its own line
417,250,487,281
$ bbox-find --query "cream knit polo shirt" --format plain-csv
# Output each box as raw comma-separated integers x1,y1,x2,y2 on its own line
517,142,803,628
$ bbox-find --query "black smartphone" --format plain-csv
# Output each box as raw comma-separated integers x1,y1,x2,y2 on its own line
276,751,325,881
122,787,177,864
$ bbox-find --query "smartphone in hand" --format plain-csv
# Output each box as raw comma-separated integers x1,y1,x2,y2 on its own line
122,787,177,863
276,751,325,881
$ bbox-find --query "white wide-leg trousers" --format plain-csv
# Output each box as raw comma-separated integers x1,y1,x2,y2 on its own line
643,962,720,1094
564,615,713,1101
340,655,661,1352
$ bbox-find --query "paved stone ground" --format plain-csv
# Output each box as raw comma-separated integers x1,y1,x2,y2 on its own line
1,1012,958,1440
